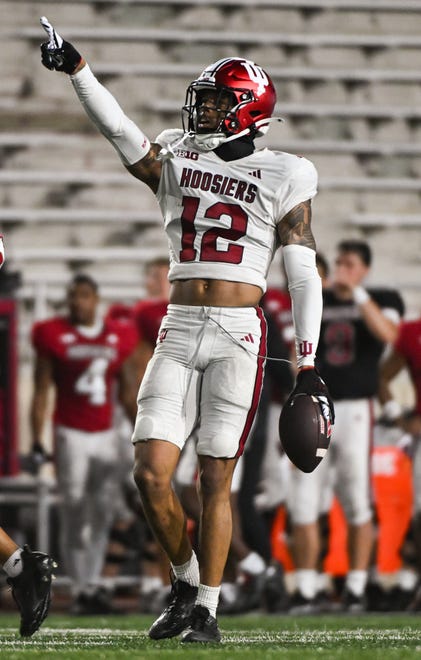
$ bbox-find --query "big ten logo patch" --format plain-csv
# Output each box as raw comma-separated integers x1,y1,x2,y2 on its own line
175,149,199,161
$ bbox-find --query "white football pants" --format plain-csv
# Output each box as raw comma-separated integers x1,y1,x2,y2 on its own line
55,425,119,595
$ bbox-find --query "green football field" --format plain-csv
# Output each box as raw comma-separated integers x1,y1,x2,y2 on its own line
1,613,421,659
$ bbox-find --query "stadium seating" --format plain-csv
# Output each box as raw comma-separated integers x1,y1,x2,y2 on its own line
0,0,419,594
349,213,421,228
1,0,421,344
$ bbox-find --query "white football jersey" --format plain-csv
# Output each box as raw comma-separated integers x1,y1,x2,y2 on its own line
155,130,317,293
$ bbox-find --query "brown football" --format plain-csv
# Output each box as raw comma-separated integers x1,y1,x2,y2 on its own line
279,393,331,473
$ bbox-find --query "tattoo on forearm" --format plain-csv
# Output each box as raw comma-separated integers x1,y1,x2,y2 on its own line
278,200,316,250
144,144,161,165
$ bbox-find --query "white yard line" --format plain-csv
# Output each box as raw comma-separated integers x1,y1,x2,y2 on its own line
0,627,420,647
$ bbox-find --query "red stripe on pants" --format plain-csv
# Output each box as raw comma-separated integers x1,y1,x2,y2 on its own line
236,306,267,458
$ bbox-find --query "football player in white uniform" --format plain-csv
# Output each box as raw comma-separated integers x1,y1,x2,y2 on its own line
40,18,333,643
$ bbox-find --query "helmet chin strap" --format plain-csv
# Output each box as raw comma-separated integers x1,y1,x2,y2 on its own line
191,132,228,151
191,117,283,152
191,127,252,151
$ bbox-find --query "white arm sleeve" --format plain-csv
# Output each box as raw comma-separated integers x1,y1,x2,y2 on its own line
282,244,322,369
70,64,150,166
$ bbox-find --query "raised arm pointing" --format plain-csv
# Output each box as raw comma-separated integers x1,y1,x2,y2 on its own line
39,17,162,191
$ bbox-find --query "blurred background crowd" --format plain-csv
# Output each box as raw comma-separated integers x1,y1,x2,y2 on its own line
1,0,421,616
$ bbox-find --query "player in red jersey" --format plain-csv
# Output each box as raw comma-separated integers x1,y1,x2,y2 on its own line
30,274,138,614
132,258,171,384
380,318,421,424
379,316,421,609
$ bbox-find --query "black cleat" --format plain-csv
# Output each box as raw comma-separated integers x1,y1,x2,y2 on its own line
389,585,415,612
8,545,56,637
232,572,266,613
70,587,125,615
148,578,198,640
316,589,340,613
219,572,265,614
70,592,92,616
288,591,320,615
366,583,391,612
342,589,366,613
181,605,221,643
406,584,421,612
261,562,288,613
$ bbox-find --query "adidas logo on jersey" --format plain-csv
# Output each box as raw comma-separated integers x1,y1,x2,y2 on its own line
248,169,261,179
240,333,254,344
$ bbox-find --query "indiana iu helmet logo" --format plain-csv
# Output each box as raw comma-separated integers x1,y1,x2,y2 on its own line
240,60,269,97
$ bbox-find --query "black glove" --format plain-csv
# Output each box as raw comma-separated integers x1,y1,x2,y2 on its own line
31,441,52,467
40,16,82,74
20,442,52,475
290,367,335,425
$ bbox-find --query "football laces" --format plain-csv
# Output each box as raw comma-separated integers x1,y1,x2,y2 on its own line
315,395,332,424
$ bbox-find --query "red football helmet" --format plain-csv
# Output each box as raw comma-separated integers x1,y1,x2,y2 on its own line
183,57,276,139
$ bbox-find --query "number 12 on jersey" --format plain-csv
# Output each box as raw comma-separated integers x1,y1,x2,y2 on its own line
179,195,248,264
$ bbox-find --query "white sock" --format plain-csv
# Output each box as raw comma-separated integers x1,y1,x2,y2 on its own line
171,551,200,587
238,551,266,576
295,569,318,600
317,571,332,594
3,548,23,578
196,583,220,618
141,576,163,595
398,569,418,592
346,570,368,597
220,582,237,605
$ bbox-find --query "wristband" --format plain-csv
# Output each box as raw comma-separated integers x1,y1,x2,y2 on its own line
353,285,370,305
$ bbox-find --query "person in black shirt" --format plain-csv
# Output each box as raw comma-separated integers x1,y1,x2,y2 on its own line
287,240,404,612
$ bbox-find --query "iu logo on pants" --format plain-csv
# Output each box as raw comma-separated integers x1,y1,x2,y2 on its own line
299,340,313,357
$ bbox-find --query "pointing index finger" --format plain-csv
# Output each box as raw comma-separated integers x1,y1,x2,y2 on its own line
40,16,63,49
